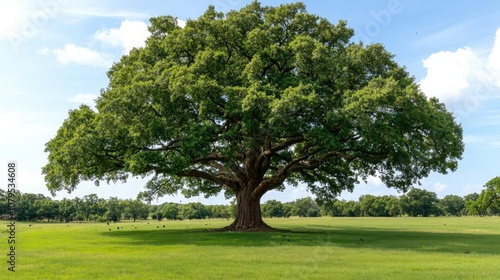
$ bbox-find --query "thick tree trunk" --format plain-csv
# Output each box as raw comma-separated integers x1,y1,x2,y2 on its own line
222,185,272,231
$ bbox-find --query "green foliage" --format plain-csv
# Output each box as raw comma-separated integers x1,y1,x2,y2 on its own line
0,190,7,219
262,199,287,218
153,212,163,221
105,197,123,222
0,187,495,223
360,195,384,217
469,177,500,215
464,192,480,215
79,194,99,221
359,195,401,217
43,1,463,219
439,195,465,216
400,188,440,217
35,199,59,222
180,202,209,220
121,199,150,221
162,203,181,220
291,197,320,217
58,198,77,222
17,193,48,221
339,200,361,217
209,204,232,219
384,195,403,217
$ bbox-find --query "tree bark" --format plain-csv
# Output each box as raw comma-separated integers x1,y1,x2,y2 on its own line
222,185,272,231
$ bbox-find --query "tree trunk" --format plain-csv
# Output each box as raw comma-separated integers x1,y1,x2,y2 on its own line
223,185,272,231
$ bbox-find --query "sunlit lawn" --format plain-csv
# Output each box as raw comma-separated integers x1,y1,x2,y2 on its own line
2,216,500,279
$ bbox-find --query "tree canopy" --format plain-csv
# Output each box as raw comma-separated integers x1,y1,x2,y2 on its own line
42,1,463,230
470,176,500,215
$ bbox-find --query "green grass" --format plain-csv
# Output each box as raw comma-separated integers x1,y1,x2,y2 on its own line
2,216,500,279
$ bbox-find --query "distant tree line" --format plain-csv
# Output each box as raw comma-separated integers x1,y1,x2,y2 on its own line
319,189,499,217
262,189,499,218
0,187,498,222
0,190,236,222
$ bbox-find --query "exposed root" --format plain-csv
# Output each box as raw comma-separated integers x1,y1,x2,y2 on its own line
210,222,291,232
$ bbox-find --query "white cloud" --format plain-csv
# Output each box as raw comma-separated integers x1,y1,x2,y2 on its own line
38,18,183,67
177,19,186,29
94,20,150,54
366,175,383,186
70,93,98,105
418,179,448,195
52,44,112,67
419,27,500,118
37,47,50,55
420,47,482,101
433,182,447,193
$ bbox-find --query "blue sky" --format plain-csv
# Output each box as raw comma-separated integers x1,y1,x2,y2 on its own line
1,0,500,205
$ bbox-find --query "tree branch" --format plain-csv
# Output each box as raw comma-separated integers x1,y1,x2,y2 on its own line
143,138,181,151
177,169,239,190
265,135,304,155
253,149,357,198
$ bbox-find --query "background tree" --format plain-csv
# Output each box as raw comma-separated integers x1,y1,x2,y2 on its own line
72,197,86,221
383,195,402,217
400,188,440,217
229,200,237,219
464,192,480,215
0,190,8,219
162,203,180,220
6,190,498,221
95,198,108,221
320,199,344,217
282,203,293,218
180,202,209,220
209,204,231,219
17,193,48,221
57,198,76,222
359,195,385,217
122,199,150,221
291,197,320,217
42,1,464,230
149,205,159,218
471,177,500,216
35,199,59,222
262,199,285,218
342,200,361,217
439,195,465,216
331,200,347,217
79,194,99,221
152,211,163,221
104,197,123,222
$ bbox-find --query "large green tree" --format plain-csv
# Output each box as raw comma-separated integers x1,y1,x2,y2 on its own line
42,2,463,230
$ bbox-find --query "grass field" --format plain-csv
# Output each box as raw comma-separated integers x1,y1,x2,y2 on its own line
1,216,500,279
